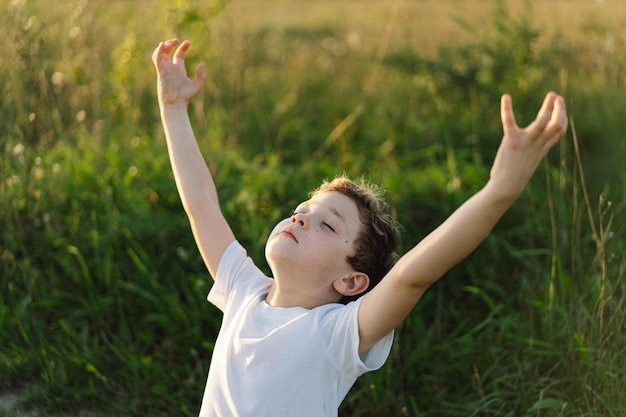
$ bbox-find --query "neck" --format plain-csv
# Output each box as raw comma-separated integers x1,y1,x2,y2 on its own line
265,272,342,309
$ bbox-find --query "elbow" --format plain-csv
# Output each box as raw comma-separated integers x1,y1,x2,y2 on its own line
183,196,218,219
392,258,441,291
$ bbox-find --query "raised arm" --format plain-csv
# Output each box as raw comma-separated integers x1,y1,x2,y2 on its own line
153,39,235,279
358,92,568,353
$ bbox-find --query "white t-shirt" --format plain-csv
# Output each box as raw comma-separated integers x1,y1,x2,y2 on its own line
198,240,393,417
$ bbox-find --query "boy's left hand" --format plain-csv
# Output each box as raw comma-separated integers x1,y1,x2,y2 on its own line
490,92,568,199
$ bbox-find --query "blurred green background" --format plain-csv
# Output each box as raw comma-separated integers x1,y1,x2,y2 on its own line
1,0,624,416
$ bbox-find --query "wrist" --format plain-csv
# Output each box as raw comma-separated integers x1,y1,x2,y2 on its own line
160,101,189,114
482,178,522,206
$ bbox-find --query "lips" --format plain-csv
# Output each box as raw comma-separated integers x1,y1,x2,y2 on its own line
280,229,298,243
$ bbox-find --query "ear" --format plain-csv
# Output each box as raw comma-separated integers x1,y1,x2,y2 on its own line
333,272,370,297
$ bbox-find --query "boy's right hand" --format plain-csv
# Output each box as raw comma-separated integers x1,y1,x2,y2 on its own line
153,38,235,280
152,38,206,107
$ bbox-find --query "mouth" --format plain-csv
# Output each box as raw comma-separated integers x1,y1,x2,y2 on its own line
280,230,298,243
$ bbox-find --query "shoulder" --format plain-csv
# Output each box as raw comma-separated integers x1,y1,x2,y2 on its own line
209,240,272,311
313,299,393,373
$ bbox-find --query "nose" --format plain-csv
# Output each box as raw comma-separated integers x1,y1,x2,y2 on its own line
291,212,307,228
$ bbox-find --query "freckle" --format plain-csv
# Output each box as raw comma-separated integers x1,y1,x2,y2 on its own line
345,240,348,243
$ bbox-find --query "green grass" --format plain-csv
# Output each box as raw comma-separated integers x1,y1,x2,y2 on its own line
1,0,625,416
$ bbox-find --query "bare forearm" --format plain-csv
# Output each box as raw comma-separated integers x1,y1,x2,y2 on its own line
161,104,218,214
358,93,566,352
393,92,567,288
395,180,517,288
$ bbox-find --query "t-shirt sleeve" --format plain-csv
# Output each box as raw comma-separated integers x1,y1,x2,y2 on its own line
207,240,271,312
320,297,394,376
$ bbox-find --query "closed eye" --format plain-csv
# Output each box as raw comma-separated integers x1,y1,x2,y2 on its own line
322,222,336,233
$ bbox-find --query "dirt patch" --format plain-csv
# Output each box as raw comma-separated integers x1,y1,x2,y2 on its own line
0,388,38,416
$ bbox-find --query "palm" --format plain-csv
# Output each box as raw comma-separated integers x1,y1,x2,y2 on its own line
490,93,567,197
153,39,205,106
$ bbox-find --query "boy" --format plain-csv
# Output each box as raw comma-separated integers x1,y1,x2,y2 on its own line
152,38,568,416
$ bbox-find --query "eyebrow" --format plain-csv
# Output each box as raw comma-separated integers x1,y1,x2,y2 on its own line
329,206,346,224
300,200,347,226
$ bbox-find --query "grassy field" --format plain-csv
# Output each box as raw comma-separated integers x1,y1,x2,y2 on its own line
1,0,625,416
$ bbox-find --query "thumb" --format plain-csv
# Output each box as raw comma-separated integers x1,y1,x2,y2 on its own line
193,63,206,88
500,94,518,135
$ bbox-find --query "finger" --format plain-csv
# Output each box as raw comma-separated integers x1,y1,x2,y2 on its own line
542,128,564,153
542,96,568,149
173,40,190,64
191,64,206,95
543,96,567,135
528,92,557,133
162,38,179,55
500,94,518,135
193,63,206,88
151,42,163,67
153,39,179,68
553,95,568,132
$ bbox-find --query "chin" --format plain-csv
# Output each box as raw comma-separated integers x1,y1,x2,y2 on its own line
264,242,285,270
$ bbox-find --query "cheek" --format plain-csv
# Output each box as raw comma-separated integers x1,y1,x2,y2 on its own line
267,218,290,240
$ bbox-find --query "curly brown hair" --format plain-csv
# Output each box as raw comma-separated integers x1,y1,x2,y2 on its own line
311,176,399,304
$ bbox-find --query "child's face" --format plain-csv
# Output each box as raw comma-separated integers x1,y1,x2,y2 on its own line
265,191,363,288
